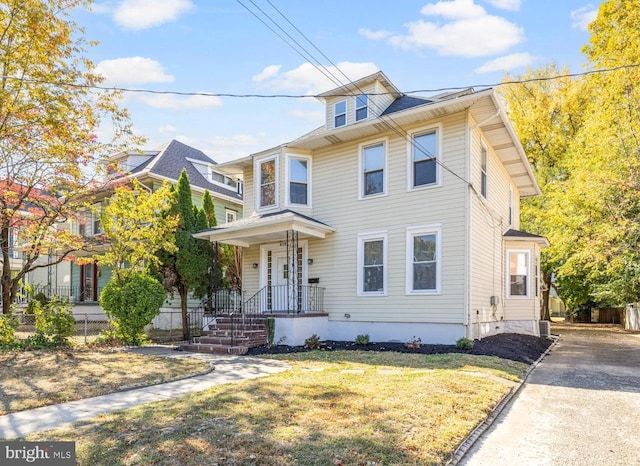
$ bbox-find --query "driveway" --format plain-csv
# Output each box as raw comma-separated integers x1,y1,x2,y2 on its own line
461,326,640,466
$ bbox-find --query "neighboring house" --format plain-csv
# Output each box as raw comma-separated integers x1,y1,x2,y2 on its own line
39,140,243,311
194,71,548,345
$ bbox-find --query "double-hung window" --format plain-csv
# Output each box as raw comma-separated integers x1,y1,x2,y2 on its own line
406,226,441,294
258,157,277,209
508,250,529,298
288,155,310,206
357,232,387,295
355,94,368,121
361,141,386,197
334,100,346,128
480,146,488,198
411,128,439,188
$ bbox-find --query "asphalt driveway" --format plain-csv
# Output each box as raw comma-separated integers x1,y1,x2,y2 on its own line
461,325,640,466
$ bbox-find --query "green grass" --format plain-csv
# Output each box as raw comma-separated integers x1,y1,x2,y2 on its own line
29,351,526,465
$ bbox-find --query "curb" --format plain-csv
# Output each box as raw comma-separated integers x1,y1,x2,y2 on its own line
447,335,561,465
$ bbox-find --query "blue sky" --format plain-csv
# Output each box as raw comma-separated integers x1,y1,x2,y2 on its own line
73,0,602,163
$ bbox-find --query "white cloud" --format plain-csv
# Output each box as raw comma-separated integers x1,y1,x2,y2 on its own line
474,52,535,73
482,0,521,11
200,134,266,163
137,93,223,110
157,124,177,134
95,57,175,86
252,65,282,83
254,61,379,94
421,0,486,19
358,28,393,40
571,5,598,31
113,0,194,30
376,0,524,57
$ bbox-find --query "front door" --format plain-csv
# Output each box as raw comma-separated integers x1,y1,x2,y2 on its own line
261,243,307,313
271,251,289,311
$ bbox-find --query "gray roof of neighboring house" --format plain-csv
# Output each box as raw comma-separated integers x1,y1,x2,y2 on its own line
380,95,433,115
131,140,242,201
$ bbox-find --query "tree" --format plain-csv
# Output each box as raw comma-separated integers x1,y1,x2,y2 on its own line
501,0,640,311
157,170,210,339
97,179,178,283
0,0,137,314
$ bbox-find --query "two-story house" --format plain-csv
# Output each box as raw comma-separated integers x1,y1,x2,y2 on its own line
194,72,547,346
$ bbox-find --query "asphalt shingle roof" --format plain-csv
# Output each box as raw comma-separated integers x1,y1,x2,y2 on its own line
135,140,242,201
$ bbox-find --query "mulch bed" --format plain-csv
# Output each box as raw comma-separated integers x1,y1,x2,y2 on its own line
247,333,553,364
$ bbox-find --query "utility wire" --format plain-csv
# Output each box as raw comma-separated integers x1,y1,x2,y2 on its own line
0,63,638,99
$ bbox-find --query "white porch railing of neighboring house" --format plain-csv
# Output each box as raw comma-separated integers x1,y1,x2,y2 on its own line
0,285,104,306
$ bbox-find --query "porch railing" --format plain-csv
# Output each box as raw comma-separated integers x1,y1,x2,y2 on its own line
243,285,325,314
3,285,104,306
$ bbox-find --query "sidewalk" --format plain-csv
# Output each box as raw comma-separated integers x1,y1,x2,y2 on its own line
0,347,291,440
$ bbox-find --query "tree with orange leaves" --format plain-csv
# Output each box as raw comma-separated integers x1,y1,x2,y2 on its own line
0,0,138,314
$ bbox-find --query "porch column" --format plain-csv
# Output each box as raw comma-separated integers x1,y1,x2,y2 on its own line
286,230,299,312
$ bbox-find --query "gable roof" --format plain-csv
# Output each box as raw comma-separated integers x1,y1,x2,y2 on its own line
128,140,242,202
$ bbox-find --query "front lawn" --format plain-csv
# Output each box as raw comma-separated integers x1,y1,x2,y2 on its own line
29,351,526,465
0,349,210,415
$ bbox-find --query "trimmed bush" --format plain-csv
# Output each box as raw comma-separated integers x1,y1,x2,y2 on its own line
456,337,474,350
354,334,370,345
100,273,165,346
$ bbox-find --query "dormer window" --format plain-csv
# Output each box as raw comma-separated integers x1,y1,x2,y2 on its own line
334,100,346,128
355,94,368,121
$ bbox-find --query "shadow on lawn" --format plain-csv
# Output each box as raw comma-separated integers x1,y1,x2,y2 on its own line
72,379,448,466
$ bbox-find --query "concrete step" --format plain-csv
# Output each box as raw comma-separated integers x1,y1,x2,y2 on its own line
199,335,267,346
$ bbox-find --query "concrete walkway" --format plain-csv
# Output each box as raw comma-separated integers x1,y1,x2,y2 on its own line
460,327,640,466
0,347,291,440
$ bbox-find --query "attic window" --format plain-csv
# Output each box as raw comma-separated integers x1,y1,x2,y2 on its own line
334,100,346,128
355,94,368,121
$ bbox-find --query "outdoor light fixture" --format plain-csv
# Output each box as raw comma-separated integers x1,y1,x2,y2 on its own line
307,258,314,265
252,263,258,269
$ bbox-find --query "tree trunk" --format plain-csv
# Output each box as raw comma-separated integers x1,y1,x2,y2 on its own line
540,271,552,321
179,284,189,340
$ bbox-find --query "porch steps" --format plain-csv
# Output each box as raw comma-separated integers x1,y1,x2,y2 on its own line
181,315,268,355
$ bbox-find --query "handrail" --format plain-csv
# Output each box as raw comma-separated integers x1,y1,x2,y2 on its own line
243,284,325,314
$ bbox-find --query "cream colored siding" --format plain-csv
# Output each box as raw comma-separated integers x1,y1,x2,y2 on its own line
470,124,519,325
324,82,394,129
241,246,261,301
305,112,468,324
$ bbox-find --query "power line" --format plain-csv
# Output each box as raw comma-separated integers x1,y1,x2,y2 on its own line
0,63,638,99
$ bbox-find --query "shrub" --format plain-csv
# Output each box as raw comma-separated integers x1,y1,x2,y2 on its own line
456,337,474,350
0,314,19,350
34,296,75,346
264,317,275,347
100,273,165,346
354,334,370,345
405,336,422,349
304,334,322,350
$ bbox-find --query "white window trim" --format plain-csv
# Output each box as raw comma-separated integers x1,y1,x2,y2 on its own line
334,100,347,128
254,154,279,211
405,225,442,295
357,231,388,296
406,123,442,191
509,184,514,227
480,142,488,199
358,137,389,200
355,94,368,122
507,249,531,299
285,153,312,208
225,208,237,224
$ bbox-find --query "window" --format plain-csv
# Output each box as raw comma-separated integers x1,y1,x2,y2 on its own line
334,100,346,128
480,146,488,198
225,209,237,223
508,251,529,298
288,156,309,206
406,226,441,294
361,142,386,197
411,128,439,188
258,157,277,208
355,94,368,121
509,185,514,226
357,232,387,295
